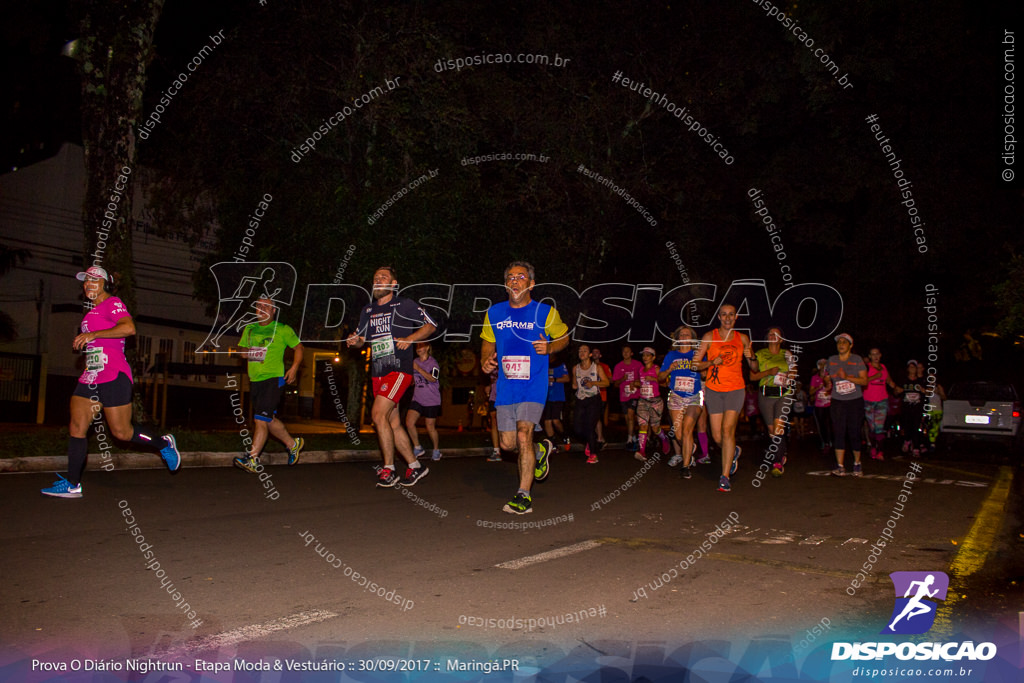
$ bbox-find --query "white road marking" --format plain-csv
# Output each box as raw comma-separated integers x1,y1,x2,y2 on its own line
762,532,798,545
731,527,842,547
144,609,338,660
496,539,603,569
800,535,829,546
806,470,988,487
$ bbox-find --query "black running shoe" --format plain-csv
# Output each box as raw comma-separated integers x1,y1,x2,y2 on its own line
534,439,553,481
399,465,429,487
376,467,400,488
502,492,533,515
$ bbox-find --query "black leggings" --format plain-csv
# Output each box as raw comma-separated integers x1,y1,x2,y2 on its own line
573,395,602,453
830,398,864,452
901,402,924,448
813,406,833,448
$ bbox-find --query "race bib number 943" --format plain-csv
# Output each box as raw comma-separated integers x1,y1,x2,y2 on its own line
502,355,531,380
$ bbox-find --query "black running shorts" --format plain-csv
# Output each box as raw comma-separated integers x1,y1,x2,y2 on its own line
73,372,132,407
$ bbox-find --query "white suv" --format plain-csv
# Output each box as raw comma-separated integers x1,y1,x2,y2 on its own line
939,381,1021,453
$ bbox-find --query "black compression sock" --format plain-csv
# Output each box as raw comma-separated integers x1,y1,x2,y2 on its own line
67,436,88,485
130,427,163,453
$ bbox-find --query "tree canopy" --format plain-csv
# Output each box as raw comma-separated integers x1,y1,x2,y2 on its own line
133,1,1019,366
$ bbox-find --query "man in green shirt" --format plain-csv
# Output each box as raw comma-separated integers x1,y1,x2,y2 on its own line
234,297,305,472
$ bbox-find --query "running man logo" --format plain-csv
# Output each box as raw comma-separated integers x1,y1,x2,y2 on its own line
199,262,297,352
882,571,949,635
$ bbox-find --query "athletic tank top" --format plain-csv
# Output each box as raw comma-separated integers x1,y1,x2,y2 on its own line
706,328,746,392
575,362,600,399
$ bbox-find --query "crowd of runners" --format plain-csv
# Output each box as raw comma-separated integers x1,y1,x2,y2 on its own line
43,262,946,515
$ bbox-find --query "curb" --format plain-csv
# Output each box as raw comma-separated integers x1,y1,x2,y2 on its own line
3,442,623,474
0,448,496,474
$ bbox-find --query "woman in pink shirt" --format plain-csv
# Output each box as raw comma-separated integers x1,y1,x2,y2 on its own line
41,267,181,498
864,348,898,460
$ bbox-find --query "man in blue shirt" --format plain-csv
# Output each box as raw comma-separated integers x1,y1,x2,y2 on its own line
480,261,569,514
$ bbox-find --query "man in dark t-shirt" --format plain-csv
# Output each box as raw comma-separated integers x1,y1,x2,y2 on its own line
348,266,437,488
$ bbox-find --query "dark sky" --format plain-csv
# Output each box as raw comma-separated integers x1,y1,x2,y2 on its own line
4,0,1022,379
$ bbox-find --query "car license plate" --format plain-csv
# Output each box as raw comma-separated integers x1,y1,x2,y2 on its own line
965,415,990,425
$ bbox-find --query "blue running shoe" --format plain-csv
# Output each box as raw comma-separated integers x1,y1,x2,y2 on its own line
729,445,741,476
160,435,181,472
412,445,426,459
718,475,731,492
42,474,82,498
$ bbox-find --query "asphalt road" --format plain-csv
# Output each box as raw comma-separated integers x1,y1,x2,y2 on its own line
1,438,1019,679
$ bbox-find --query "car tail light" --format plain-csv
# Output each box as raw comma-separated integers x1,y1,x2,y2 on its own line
1014,402,1021,419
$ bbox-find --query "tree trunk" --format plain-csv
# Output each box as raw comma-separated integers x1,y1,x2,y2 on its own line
77,0,164,314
